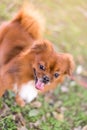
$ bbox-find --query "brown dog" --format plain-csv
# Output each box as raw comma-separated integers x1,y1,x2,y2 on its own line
0,5,75,106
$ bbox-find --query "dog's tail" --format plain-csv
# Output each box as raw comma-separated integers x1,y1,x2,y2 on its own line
12,4,45,39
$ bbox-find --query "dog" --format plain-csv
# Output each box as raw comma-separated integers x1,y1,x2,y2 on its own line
0,5,75,107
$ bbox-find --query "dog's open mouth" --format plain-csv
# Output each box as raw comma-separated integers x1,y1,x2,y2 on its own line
33,68,45,90
35,79,45,90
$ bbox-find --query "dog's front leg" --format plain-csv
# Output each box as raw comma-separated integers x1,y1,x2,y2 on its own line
15,94,25,107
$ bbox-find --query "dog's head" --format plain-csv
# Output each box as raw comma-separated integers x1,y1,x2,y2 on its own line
31,40,75,90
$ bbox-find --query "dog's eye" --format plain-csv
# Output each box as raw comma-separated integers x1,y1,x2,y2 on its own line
39,64,45,71
54,72,60,78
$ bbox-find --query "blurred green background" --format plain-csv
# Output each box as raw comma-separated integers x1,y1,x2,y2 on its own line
0,0,87,130
0,0,87,69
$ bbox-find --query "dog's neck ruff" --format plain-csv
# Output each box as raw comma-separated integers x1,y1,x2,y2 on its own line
18,81,38,103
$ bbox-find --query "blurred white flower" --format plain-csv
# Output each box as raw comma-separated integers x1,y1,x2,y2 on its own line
76,65,83,74
61,85,69,93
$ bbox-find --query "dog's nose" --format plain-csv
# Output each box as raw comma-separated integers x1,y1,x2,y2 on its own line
43,75,50,84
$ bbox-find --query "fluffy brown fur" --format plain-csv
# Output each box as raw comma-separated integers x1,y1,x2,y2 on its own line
0,5,75,106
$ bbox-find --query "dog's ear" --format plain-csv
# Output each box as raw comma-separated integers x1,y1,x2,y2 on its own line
31,40,53,54
65,54,75,76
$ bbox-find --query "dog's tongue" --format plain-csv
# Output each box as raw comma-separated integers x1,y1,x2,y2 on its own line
35,80,44,90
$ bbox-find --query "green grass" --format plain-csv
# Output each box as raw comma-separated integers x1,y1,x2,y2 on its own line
0,115,17,130
0,83,87,130
0,0,87,129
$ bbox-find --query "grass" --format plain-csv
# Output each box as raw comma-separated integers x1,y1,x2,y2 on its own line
0,0,87,130
0,83,87,130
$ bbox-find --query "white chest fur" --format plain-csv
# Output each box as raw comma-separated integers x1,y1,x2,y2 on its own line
19,81,38,103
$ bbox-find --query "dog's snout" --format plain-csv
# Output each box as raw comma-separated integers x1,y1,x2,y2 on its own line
43,75,50,84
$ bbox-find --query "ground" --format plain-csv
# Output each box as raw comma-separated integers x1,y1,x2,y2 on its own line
0,0,87,130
